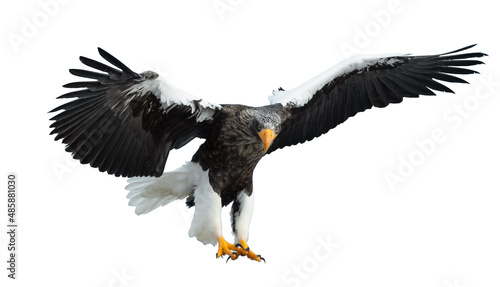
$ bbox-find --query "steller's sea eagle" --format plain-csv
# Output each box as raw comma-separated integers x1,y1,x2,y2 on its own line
50,45,486,262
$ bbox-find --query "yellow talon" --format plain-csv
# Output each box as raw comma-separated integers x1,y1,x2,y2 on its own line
216,236,239,260
236,240,250,256
236,240,265,262
216,237,265,262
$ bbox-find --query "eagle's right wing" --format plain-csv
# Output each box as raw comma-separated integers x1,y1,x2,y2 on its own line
50,48,220,177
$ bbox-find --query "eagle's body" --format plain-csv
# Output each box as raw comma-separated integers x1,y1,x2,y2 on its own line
50,45,486,262
192,104,285,205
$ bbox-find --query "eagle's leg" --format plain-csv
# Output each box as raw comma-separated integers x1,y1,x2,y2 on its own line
187,169,246,261
231,188,265,262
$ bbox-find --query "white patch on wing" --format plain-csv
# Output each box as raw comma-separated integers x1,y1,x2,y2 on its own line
125,162,203,215
268,53,407,107
124,72,220,122
231,190,254,242
188,168,222,245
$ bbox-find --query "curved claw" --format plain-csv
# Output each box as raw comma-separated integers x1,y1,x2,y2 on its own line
226,252,238,263
235,243,249,251
217,236,242,261
216,237,265,262
234,243,250,256
245,250,265,262
235,240,265,262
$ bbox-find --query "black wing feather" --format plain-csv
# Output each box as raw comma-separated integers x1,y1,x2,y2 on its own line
50,48,218,177
268,45,486,153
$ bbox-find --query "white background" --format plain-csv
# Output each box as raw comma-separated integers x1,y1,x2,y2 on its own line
1,0,499,286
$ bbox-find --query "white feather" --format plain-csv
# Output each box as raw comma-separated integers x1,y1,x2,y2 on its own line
126,162,225,246
268,53,407,107
188,168,222,246
232,190,254,242
125,162,204,215
124,73,220,122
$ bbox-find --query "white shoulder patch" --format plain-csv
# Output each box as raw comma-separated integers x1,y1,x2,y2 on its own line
125,72,221,122
268,53,407,108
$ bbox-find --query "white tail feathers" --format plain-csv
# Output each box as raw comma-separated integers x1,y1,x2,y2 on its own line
125,162,204,215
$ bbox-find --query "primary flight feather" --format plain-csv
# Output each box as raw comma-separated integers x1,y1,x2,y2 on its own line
50,44,486,262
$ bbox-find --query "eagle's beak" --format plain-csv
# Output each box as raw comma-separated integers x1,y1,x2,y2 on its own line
258,129,277,153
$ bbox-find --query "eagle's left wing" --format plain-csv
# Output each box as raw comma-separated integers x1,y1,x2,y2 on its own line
266,44,486,153
50,48,220,177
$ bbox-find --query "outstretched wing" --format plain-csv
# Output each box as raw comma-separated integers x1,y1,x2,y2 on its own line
267,44,487,153
49,48,220,177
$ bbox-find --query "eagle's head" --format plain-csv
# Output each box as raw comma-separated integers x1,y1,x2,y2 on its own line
248,109,281,153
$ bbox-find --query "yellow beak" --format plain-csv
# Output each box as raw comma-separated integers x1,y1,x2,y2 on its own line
258,129,277,153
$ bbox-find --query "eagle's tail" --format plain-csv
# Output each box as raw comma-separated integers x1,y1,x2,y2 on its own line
125,162,203,215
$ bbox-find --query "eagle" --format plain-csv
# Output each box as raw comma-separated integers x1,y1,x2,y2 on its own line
50,45,486,262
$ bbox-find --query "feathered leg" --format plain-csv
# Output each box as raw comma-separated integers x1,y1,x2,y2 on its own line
188,168,241,260
231,189,264,262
